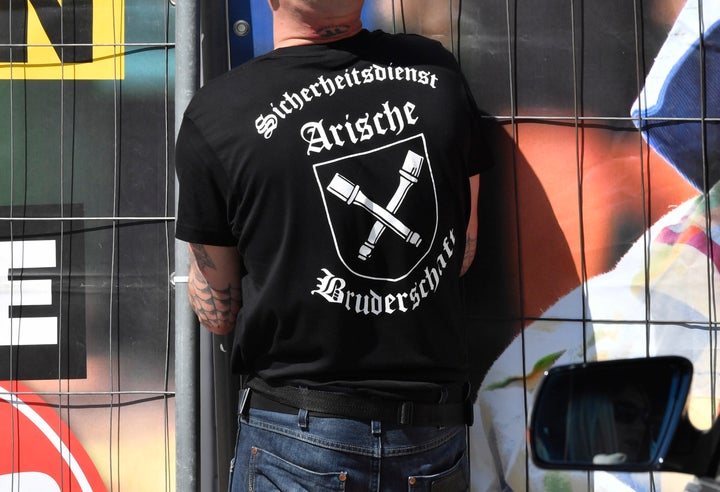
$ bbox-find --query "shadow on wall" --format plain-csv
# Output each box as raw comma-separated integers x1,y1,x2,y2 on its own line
463,119,579,393
459,0,700,388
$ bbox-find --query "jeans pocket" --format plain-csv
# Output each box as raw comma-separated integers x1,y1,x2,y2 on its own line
408,451,468,492
249,446,347,491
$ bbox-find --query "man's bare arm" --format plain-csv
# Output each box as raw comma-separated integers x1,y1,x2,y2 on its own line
187,243,242,335
461,174,480,276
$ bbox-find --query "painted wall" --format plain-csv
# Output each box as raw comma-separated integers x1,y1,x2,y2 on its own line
457,0,719,490
1,1,175,490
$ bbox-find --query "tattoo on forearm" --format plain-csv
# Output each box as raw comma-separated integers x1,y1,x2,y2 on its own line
464,236,477,262
462,235,477,274
188,255,240,333
190,243,216,272
191,285,241,332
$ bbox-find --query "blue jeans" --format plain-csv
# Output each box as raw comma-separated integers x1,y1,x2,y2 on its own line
229,407,469,491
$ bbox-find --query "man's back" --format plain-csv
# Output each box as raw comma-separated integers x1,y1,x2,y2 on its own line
176,5,490,487
176,30,488,395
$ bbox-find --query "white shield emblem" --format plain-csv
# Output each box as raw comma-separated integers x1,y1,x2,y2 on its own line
314,134,438,281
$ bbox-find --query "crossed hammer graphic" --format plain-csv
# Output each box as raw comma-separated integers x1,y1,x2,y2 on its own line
326,150,424,261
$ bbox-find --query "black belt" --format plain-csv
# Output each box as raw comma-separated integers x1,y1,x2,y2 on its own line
242,378,472,427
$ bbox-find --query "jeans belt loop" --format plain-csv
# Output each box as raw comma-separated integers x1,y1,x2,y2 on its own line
398,401,414,425
298,408,310,430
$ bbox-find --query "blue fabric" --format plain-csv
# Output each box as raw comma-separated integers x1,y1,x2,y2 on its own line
229,408,469,491
632,20,720,190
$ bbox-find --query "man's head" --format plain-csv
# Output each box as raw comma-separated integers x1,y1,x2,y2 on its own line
268,0,365,48
268,0,365,13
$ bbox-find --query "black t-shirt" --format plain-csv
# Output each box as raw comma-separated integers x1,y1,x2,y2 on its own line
175,29,491,396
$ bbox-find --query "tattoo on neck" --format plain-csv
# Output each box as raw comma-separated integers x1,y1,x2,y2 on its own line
315,25,350,38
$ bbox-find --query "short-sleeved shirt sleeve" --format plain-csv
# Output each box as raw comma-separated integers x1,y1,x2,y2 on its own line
175,115,236,246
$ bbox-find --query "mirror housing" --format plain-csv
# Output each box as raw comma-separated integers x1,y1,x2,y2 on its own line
530,356,704,473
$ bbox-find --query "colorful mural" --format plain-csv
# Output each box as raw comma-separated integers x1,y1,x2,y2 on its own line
465,0,720,490
1,0,174,489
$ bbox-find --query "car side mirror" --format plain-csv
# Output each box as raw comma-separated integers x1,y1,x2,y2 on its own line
529,356,694,472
